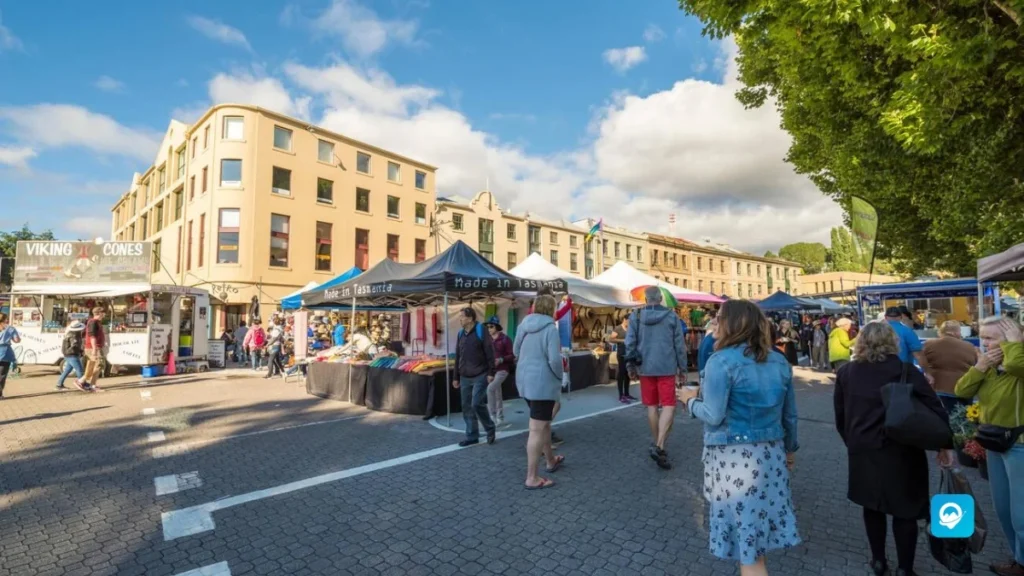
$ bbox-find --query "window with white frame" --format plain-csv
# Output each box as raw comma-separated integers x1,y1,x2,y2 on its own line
318,139,334,163
271,167,291,195
273,126,292,151
220,159,242,187
223,116,244,140
387,161,401,183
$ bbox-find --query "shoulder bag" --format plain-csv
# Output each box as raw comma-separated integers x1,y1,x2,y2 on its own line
974,380,1023,452
881,362,953,451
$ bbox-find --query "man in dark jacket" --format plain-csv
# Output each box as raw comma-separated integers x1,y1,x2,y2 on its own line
453,307,497,447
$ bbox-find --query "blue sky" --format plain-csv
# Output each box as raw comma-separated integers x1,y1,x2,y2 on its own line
0,0,843,252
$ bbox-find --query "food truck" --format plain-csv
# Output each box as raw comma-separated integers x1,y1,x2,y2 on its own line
855,278,999,345
8,240,210,370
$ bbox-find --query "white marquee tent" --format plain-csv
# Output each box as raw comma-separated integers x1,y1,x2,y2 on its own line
509,253,635,308
591,261,724,304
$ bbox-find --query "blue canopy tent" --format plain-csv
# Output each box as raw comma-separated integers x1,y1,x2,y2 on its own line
279,267,362,310
756,291,819,312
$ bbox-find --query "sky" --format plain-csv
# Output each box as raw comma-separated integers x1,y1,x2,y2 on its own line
0,0,845,254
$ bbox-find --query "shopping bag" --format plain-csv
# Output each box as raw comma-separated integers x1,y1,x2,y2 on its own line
926,468,985,574
946,468,988,554
881,363,953,450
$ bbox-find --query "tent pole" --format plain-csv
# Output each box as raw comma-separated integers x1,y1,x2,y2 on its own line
348,295,355,405
978,282,986,350
444,292,451,427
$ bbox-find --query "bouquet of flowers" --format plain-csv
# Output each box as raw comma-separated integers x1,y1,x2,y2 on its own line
949,403,987,461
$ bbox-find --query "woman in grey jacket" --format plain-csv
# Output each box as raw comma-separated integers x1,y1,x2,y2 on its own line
513,294,564,490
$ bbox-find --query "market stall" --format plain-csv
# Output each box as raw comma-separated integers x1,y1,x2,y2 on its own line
856,278,996,344
9,241,210,371
756,291,820,312
301,241,566,420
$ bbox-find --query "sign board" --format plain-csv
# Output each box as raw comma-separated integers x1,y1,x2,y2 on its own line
207,340,226,368
293,311,308,360
14,241,152,286
149,324,172,364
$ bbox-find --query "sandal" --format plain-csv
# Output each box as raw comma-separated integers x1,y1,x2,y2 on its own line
545,455,565,473
525,477,554,490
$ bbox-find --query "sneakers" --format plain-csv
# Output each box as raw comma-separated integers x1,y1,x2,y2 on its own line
991,561,1024,576
619,396,630,404
649,445,671,470
458,439,479,447
487,431,496,445
626,394,638,401
55,384,67,391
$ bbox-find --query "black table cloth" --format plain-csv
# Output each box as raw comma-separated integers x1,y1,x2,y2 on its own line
567,353,611,391
306,362,367,405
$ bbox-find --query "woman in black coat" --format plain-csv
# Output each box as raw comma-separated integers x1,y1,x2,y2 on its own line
834,321,955,576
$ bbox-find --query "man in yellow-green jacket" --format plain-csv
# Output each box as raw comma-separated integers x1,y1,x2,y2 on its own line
828,318,855,371
955,317,1024,576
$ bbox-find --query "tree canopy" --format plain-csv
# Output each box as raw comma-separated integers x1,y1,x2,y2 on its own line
0,224,55,288
678,0,1024,276
778,242,828,273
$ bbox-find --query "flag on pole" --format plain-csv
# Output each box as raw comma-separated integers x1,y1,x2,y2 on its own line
849,196,879,275
585,218,603,243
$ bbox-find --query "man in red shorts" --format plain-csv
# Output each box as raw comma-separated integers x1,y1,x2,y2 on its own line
625,286,688,470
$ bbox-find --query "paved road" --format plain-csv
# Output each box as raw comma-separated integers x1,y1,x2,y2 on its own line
0,366,1011,575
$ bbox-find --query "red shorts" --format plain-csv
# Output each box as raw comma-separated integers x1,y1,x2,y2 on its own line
640,376,677,407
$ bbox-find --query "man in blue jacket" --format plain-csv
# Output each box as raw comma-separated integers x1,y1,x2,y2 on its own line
625,286,688,470
453,307,497,447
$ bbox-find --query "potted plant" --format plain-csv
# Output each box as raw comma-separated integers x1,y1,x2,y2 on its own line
949,403,988,478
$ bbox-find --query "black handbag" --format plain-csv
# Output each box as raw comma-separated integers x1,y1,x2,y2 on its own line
881,363,953,451
974,424,1024,453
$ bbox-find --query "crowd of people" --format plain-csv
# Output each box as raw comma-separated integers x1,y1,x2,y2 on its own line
451,286,1023,576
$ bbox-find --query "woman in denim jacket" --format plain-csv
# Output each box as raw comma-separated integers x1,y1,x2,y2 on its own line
678,300,800,576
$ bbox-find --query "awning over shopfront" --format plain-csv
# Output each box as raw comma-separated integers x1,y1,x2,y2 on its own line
10,283,153,298
591,262,724,304
978,242,1024,283
509,253,635,308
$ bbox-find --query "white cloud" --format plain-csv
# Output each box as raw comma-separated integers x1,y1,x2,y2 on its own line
0,10,23,52
94,75,125,92
0,145,36,169
643,24,666,43
171,102,209,125
304,0,420,57
186,15,252,51
208,72,311,120
603,46,647,73
285,60,436,115
0,104,160,162
66,216,111,240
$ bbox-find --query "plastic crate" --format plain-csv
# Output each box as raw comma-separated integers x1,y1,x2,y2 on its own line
141,365,164,378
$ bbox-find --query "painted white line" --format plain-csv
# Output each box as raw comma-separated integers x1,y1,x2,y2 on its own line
153,443,192,459
155,471,203,496
161,403,636,541
141,390,152,398
148,431,166,443
142,408,157,416
428,400,639,434
172,561,230,576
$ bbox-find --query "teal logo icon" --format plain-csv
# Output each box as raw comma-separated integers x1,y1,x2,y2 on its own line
930,495,975,538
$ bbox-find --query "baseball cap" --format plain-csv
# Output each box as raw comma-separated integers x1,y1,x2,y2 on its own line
884,307,902,318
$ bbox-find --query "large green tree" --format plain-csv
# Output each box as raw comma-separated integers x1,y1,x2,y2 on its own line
678,0,1024,276
778,242,828,273
0,224,56,288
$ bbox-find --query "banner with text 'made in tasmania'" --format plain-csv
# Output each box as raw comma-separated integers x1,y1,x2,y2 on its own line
13,241,152,286
849,196,879,274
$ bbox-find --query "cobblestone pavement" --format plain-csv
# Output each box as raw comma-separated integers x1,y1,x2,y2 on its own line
0,366,1011,575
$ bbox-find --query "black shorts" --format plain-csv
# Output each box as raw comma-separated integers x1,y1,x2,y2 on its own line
525,399,556,422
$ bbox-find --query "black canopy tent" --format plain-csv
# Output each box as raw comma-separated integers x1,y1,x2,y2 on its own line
978,242,1024,283
302,241,567,424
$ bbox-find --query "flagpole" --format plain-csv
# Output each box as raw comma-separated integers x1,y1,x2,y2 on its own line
599,220,605,275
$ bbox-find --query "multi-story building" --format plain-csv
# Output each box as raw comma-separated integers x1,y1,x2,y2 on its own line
801,271,901,299
647,234,803,298
433,191,587,276
110,104,438,332
572,218,648,278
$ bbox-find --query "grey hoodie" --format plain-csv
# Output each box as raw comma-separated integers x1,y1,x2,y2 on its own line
512,313,564,401
624,306,687,377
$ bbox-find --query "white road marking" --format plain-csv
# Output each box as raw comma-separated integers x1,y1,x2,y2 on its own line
153,443,192,459
428,400,638,434
142,408,157,416
141,390,152,399
148,431,166,442
172,561,230,576
155,472,203,496
161,403,636,541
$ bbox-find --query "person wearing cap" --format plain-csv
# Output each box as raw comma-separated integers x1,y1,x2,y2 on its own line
56,321,90,391
828,317,855,371
485,315,513,425
885,307,927,370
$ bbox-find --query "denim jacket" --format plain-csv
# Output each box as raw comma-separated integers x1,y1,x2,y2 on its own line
687,344,799,453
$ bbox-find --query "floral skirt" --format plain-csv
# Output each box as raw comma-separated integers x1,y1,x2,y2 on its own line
702,440,801,564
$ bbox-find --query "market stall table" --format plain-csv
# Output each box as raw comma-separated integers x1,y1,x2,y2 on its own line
305,362,368,405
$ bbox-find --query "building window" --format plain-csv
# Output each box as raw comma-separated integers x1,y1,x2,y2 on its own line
269,214,290,268
176,149,186,179
683,279,689,288
757,265,761,276
652,251,658,265
508,252,518,269
189,176,195,200
720,261,725,273
747,263,751,276
415,239,426,263
737,263,742,275
569,236,578,248
176,227,182,273
529,226,542,253
198,213,206,267
681,255,687,268
672,253,678,267
748,285,753,298
415,170,426,190
186,220,193,270
318,139,334,163
356,188,370,212
709,258,714,271
387,234,400,261
174,190,183,220
129,223,135,241
710,281,716,293
758,285,764,295
637,247,643,263
355,229,369,269
356,152,371,174
140,214,148,239
155,202,164,232
570,253,578,272
550,231,558,244
699,280,704,291
479,219,494,244
273,125,292,151
626,245,632,261
223,116,244,140
152,240,161,273
272,167,291,196
507,223,516,240
217,209,240,264
602,239,607,256
738,282,743,295
315,222,332,272
614,242,621,258
317,178,333,203
387,196,400,219
221,160,242,187
415,203,427,225
550,250,558,266
387,161,401,183
191,137,197,159
452,213,464,231
202,167,209,193
203,125,209,149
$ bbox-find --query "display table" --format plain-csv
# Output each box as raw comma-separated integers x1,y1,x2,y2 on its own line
365,367,448,416
306,362,368,405
568,352,611,391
